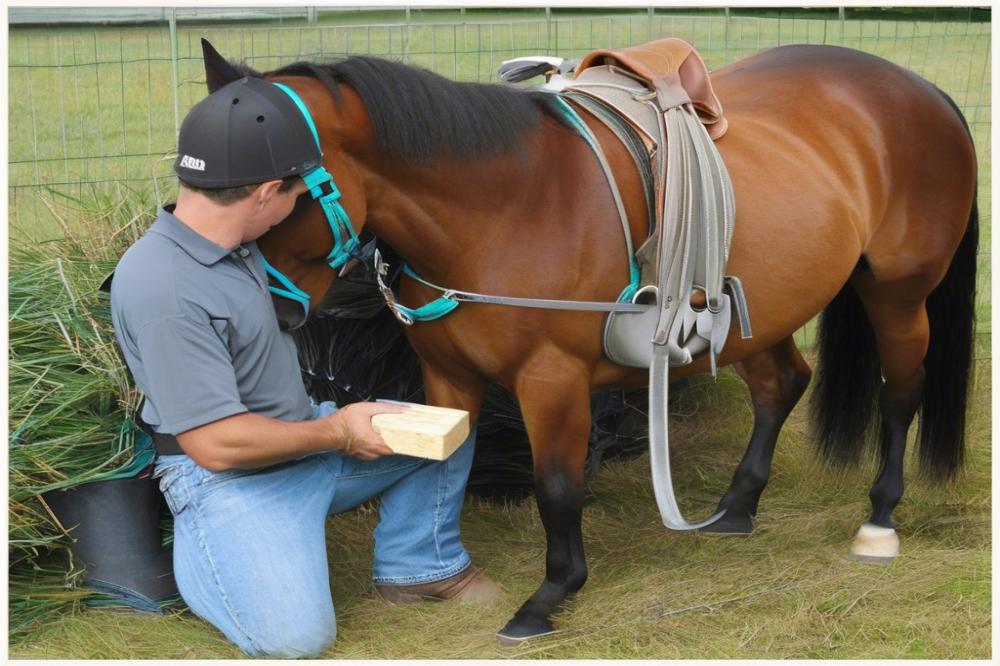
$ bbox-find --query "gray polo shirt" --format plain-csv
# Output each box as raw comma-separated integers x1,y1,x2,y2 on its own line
110,205,313,435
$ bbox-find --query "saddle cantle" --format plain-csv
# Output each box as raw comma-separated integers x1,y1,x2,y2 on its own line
575,37,728,140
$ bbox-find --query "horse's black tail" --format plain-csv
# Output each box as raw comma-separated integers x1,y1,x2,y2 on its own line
810,90,978,480
920,191,978,479
809,277,883,471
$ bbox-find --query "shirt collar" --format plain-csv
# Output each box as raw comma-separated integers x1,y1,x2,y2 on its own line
148,204,237,266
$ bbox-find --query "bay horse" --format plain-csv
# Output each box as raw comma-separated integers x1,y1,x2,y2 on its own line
198,38,977,642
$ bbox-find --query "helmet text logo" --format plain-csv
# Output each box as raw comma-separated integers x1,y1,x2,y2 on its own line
179,155,206,171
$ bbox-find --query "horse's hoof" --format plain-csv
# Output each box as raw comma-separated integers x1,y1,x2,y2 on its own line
849,522,899,563
496,615,556,646
698,512,753,536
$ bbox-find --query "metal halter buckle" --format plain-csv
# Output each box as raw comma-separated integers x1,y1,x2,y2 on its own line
373,249,414,326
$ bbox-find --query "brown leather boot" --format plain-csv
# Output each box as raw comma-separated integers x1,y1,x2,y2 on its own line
375,564,503,604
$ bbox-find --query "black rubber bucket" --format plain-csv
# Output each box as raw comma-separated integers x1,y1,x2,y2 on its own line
43,475,177,611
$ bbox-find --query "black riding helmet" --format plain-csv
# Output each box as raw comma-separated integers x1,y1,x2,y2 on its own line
174,76,322,188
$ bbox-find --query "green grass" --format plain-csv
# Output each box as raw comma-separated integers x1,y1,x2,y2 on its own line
8,359,991,658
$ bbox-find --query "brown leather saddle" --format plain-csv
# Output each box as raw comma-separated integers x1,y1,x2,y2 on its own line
560,38,749,372
575,37,728,140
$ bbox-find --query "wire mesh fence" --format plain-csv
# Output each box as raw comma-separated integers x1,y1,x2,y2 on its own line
7,8,991,356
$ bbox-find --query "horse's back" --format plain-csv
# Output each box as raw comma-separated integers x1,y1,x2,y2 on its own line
715,43,945,112
713,44,974,207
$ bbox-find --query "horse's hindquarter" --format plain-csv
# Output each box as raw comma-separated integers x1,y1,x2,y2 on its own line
708,48,879,354
709,46,969,361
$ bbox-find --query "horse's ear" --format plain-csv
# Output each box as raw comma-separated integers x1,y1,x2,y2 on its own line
202,38,244,93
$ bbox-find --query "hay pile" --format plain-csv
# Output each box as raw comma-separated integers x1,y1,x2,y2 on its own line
8,192,156,637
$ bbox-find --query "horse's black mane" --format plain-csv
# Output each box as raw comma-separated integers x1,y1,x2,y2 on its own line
232,56,563,163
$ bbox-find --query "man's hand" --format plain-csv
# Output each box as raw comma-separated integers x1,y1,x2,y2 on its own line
324,402,409,461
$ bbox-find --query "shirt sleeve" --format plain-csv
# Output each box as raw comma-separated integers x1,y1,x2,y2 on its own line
133,313,248,435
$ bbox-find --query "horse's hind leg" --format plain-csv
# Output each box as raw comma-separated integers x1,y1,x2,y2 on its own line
849,280,930,563
496,347,591,644
701,336,812,535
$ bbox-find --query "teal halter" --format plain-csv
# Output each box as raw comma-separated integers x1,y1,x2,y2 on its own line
259,81,362,319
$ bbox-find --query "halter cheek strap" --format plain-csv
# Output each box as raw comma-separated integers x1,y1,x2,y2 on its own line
262,82,362,320
258,252,311,310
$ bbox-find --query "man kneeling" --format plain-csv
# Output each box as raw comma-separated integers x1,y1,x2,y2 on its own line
109,77,499,658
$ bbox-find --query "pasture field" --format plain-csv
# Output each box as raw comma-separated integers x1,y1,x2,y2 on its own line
7,9,992,659
8,358,991,659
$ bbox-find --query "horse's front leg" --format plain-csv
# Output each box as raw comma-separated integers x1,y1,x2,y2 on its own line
497,349,591,644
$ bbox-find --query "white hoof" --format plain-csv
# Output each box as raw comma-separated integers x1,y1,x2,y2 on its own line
849,523,899,563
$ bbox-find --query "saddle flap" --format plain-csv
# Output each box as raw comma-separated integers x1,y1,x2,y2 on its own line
576,38,727,140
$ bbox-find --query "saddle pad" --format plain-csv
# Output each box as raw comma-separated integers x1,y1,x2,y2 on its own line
576,37,728,140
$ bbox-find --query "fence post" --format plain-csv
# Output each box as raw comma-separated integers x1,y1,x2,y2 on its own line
724,7,730,57
169,9,179,139
647,7,654,40
546,7,552,51
404,6,411,61
307,7,317,24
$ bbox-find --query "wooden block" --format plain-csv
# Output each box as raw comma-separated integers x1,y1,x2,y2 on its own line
371,403,470,460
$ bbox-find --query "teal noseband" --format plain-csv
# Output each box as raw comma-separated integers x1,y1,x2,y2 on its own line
260,81,362,319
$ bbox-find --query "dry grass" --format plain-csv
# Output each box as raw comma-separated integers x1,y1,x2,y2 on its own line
9,359,991,659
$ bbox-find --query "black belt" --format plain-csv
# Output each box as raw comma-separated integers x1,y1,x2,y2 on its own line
136,401,185,456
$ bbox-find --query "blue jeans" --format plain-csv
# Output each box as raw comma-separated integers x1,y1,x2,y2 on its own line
153,401,476,658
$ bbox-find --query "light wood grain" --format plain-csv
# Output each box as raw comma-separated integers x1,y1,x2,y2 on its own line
371,403,470,460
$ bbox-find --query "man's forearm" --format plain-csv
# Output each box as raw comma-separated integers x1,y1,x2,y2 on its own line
177,411,343,471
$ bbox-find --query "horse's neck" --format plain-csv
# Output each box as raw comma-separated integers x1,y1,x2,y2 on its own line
361,145,550,285
357,111,627,297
